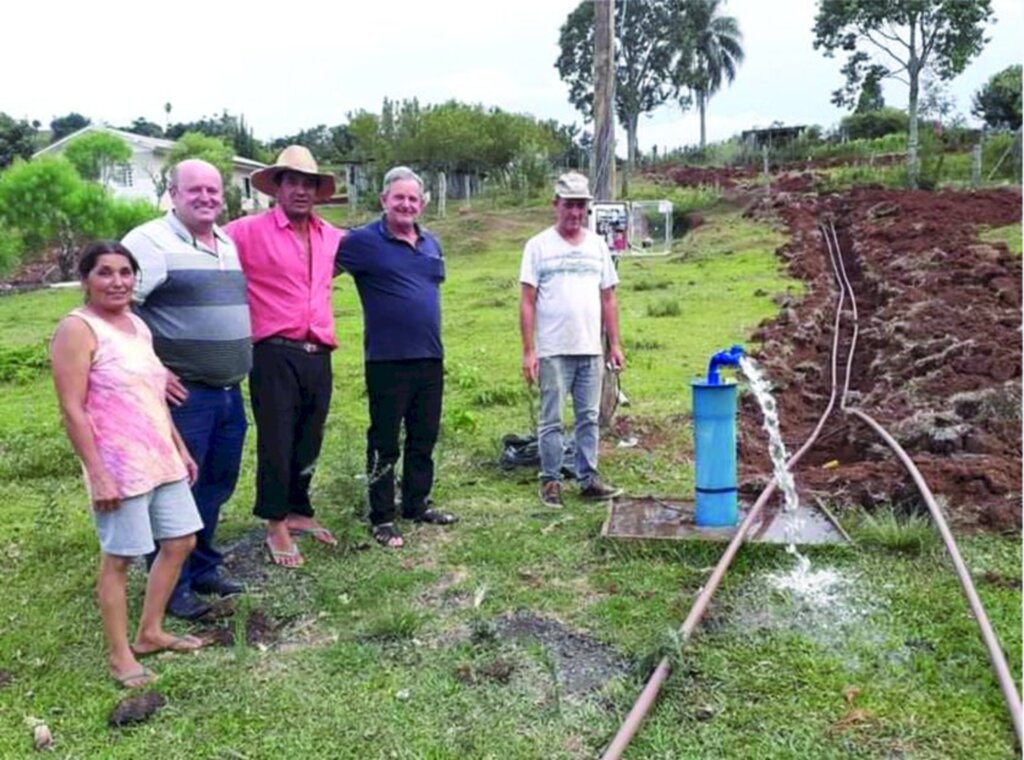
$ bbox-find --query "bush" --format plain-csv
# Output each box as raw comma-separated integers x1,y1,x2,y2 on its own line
840,108,909,140
109,197,160,237
0,156,159,277
0,342,48,383
0,225,24,275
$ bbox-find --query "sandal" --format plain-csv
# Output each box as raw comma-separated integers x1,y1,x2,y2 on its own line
131,634,204,658
265,538,304,567
289,526,338,546
413,507,459,525
371,522,404,549
112,666,156,689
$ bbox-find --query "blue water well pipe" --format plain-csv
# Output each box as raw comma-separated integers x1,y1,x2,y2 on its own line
691,345,744,527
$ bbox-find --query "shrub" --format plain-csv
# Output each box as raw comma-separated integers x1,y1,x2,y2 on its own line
0,156,159,278
0,225,24,275
646,298,681,317
840,108,909,140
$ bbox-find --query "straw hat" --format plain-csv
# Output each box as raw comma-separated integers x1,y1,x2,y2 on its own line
251,145,336,201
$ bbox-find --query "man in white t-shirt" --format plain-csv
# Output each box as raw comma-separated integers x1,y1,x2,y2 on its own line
519,172,625,507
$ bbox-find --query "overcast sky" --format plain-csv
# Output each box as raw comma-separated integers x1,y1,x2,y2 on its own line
3,0,1020,154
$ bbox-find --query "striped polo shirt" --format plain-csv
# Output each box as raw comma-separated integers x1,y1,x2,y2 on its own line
124,211,252,387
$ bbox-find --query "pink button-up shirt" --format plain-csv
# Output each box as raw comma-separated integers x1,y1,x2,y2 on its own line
225,206,345,348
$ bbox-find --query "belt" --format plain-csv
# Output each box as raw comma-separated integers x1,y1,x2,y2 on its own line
259,336,332,354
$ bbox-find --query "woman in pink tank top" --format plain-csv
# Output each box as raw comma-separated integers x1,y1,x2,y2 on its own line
51,241,205,689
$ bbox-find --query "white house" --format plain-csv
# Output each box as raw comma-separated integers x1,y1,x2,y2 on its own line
32,125,271,212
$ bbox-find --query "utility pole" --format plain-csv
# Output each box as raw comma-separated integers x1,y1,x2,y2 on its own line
592,0,615,200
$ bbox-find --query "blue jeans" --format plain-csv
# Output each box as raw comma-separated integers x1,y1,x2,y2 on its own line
538,355,602,488
158,383,247,595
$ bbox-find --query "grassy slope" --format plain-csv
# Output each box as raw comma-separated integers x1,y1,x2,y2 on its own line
0,205,1018,759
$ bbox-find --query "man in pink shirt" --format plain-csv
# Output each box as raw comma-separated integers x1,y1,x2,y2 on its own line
225,146,343,567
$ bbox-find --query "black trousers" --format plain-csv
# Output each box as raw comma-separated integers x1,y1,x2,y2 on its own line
249,342,333,521
365,359,443,526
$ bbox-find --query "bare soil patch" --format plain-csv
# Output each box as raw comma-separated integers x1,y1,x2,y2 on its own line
736,185,1022,530
493,611,631,699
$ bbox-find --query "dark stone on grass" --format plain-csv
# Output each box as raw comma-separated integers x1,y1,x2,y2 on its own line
0,670,13,689
108,690,166,728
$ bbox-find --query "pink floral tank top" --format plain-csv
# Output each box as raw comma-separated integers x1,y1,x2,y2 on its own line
70,308,187,498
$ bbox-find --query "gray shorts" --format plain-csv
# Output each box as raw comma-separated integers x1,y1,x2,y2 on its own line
92,479,203,557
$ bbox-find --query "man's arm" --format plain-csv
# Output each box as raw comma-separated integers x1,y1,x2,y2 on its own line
520,283,539,385
601,286,625,371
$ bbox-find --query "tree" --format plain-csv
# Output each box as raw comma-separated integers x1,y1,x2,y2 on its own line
120,117,164,138
0,113,36,169
49,112,90,143
63,132,132,184
0,156,158,279
556,0,677,170
673,0,744,151
855,65,887,113
813,0,994,187
270,124,353,163
972,64,1022,130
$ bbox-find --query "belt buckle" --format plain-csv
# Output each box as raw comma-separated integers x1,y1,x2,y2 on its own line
303,341,317,353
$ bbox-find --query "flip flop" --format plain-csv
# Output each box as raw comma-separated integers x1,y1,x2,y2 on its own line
288,526,338,546
112,666,156,689
131,634,204,658
265,538,304,567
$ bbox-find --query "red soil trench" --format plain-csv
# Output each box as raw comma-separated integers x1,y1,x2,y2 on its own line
667,169,1022,531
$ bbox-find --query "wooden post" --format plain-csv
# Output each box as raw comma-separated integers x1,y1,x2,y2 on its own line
592,0,615,200
438,171,447,218
762,145,770,193
971,142,982,187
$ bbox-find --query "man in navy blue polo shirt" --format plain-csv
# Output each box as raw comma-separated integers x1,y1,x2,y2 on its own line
336,166,458,549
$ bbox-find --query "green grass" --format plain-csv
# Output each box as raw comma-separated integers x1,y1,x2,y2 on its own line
979,223,1022,255
851,507,940,555
0,204,1018,758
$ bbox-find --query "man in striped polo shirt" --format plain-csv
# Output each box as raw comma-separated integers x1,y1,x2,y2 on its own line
123,159,251,620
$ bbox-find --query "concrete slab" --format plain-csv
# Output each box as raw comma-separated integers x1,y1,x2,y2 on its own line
601,496,848,545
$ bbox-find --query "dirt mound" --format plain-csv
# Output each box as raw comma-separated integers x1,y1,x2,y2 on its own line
735,186,1022,530
649,164,758,188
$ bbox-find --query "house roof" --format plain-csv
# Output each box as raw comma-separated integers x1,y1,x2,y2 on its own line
32,124,266,170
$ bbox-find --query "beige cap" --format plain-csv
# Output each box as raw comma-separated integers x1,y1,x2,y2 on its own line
554,171,593,200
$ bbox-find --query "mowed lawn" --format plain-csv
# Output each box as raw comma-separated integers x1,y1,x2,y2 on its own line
0,204,1019,759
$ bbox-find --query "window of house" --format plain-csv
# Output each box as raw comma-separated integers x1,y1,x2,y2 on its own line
112,164,133,187
243,176,252,199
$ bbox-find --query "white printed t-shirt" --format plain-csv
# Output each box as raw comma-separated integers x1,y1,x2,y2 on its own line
519,226,619,358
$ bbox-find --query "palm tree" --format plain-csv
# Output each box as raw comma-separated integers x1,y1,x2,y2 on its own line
675,0,744,150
